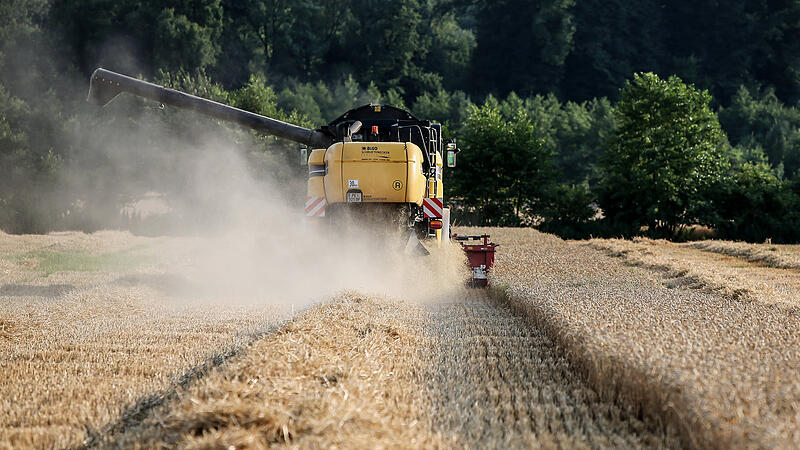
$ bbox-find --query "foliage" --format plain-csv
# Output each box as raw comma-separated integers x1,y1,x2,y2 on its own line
662,0,800,105
719,87,800,178
2,0,800,240
598,73,727,238
411,89,473,138
501,93,614,186
537,184,596,239
276,78,377,126
52,0,225,75
561,0,664,102
712,161,800,243
471,0,576,96
448,98,554,226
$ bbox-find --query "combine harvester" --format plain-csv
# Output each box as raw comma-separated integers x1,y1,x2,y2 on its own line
86,68,497,283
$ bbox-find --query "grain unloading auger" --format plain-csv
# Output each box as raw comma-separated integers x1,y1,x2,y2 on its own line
87,68,461,254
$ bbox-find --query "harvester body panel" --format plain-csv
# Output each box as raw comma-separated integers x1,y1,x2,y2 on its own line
307,149,327,198
321,142,426,205
430,151,444,199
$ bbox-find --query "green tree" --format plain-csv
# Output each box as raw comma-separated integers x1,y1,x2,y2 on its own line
51,0,224,75
497,93,613,188
153,3,223,72
553,98,615,186
560,0,664,101
598,73,727,237
719,86,800,178
537,183,596,239
411,89,473,138
662,0,800,105
449,98,553,225
713,161,800,243
0,0,72,233
338,0,439,98
423,11,476,92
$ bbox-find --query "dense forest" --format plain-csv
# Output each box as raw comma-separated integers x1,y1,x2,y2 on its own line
2,0,800,241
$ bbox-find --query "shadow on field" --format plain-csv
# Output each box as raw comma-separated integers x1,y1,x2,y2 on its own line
0,284,75,297
76,310,303,449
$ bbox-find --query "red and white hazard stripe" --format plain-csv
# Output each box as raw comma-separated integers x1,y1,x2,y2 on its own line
305,196,327,217
423,197,443,218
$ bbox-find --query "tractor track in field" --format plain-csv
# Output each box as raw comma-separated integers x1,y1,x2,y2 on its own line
79,316,295,449
422,290,674,448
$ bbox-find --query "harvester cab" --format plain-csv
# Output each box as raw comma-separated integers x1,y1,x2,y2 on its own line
87,68,458,252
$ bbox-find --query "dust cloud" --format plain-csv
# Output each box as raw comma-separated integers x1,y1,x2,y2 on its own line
159,144,467,308
1,32,467,307
91,108,467,309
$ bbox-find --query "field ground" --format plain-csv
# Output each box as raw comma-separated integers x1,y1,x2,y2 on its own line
422,291,674,448
2,229,800,448
475,228,800,448
587,237,800,307
0,231,289,448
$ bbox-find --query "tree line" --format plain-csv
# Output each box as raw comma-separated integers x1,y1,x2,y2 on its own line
1,0,800,241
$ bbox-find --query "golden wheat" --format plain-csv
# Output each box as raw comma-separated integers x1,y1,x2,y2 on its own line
587,237,800,307
102,268,675,449
421,288,676,448
688,240,800,270
459,227,800,448
0,231,285,449
8,227,799,449
106,293,445,449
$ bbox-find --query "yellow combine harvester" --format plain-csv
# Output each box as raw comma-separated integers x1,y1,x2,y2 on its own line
87,69,458,253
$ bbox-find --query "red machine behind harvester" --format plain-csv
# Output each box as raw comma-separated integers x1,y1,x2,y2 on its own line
453,234,498,287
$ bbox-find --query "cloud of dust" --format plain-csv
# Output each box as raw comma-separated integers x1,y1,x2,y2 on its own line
145,136,469,308
81,96,468,309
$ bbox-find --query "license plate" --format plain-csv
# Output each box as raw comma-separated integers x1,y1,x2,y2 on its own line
347,192,362,203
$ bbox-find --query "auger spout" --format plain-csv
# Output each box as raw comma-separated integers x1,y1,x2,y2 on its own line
87,68,334,148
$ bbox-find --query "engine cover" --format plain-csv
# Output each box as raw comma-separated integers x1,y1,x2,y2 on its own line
323,142,427,205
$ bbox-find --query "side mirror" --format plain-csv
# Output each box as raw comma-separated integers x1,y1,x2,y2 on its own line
300,147,308,165
446,142,458,168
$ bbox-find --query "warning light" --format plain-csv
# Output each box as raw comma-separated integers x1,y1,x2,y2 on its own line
371,125,379,134
429,219,443,229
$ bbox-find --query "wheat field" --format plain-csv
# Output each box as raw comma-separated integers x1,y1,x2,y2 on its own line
688,239,800,270
0,231,288,449
470,227,800,448
587,237,800,307
3,229,800,448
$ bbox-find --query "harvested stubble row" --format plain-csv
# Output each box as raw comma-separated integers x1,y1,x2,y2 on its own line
587,237,800,308
422,289,675,448
0,231,286,449
687,240,800,271
106,293,445,449
468,227,800,448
